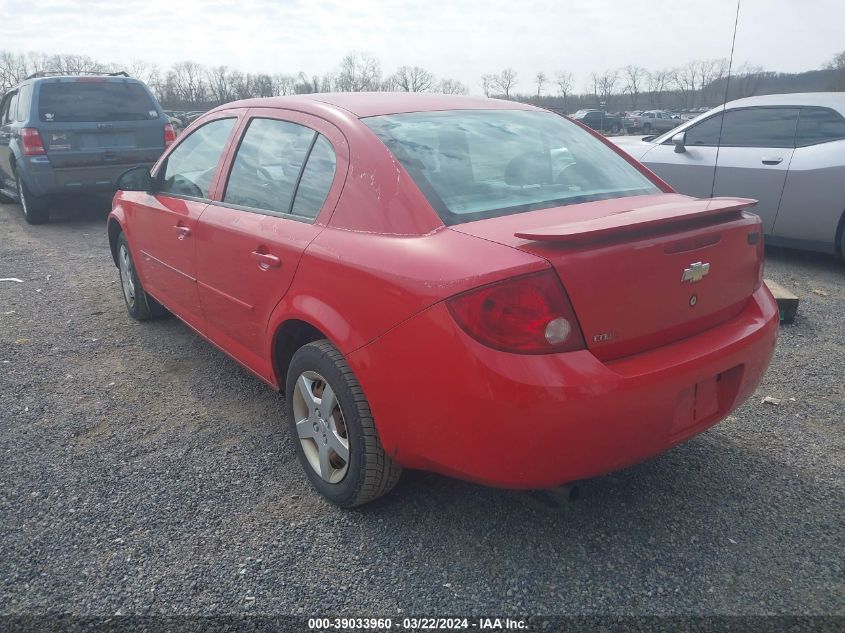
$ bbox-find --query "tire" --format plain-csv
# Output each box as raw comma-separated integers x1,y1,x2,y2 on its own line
642,123,652,134
116,232,167,321
286,340,402,507
16,172,50,225
610,123,621,134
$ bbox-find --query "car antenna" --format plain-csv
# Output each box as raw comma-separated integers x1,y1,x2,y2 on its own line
710,0,741,198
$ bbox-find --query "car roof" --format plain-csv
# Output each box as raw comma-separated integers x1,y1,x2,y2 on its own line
219,92,539,118
724,92,845,112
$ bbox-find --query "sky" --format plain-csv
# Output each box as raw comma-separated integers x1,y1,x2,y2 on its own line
0,0,842,94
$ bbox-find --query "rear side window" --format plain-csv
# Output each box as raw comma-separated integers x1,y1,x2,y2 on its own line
160,118,236,199
365,110,658,224
291,135,336,219
796,108,845,146
224,118,329,218
16,84,31,121
38,81,158,123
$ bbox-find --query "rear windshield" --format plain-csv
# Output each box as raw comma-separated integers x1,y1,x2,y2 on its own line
364,110,659,224
38,81,158,123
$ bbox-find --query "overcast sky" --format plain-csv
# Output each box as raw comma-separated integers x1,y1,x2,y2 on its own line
1,0,842,93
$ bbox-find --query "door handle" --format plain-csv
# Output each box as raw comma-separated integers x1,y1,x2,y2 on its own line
761,156,783,165
174,225,191,239
250,251,281,269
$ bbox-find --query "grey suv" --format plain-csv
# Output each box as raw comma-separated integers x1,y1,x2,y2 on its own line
0,72,174,224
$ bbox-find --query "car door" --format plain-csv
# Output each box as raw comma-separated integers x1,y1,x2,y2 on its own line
125,113,240,330
773,106,845,250
710,107,799,233
0,90,18,190
195,108,348,378
638,113,722,198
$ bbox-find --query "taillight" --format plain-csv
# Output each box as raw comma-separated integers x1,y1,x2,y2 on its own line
447,269,586,354
21,128,46,156
164,123,176,147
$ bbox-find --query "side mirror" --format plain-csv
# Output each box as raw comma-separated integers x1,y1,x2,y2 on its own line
672,131,687,154
117,165,153,192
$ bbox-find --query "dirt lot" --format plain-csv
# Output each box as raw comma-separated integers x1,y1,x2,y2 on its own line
1,197,843,618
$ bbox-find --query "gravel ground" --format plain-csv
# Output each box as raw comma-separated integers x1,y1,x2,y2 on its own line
0,196,843,619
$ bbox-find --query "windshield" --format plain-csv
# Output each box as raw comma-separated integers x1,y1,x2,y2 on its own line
38,81,157,123
364,109,659,225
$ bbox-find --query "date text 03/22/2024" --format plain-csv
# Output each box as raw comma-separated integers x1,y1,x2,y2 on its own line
307,617,528,630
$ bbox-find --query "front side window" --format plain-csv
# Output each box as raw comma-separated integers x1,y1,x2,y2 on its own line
223,118,316,215
718,108,799,148
364,109,659,225
684,113,725,146
796,107,845,146
160,118,236,199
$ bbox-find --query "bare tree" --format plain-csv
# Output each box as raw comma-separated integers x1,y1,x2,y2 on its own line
271,73,296,96
535,71,547,97
645,69,670,108
480,74,496,97
732,63,765,99
554,71,573,97
590,69,618,107
495,68,518,99
335,51,381,92
696,58,729,108
827,50,845,89
437,78,468,95
207,66,233,104
391,65,434,92
673,60,700,109
622,65,644,109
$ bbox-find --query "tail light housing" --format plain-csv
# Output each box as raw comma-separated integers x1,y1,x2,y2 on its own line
21,128,46,156
447,269,586,354
748,230,764,291
164,123,176,147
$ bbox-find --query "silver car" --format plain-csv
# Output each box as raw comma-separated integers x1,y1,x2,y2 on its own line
613,93,845,257
626,110,681,134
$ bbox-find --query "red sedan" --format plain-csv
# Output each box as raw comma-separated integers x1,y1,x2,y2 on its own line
107,93,778,507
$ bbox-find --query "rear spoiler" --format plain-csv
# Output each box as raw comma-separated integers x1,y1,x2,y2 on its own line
514,197,757,244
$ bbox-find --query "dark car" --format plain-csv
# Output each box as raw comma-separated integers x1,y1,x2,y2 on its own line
0,72,175,224
570,109,622,133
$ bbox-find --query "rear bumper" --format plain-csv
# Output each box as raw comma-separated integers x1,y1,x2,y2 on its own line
347,286,779,489
20,156,156,196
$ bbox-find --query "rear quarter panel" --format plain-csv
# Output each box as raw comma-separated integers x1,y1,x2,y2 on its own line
774,138,845,250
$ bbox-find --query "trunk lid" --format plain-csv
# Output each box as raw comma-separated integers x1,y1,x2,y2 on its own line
450,193,763,361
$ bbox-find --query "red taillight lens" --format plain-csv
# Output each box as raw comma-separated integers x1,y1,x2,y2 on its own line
21,128,46,156
447,269,586,354
164,123,176,147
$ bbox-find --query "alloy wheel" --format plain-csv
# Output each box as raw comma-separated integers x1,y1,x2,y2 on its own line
292,370,350,483
118,244,136,309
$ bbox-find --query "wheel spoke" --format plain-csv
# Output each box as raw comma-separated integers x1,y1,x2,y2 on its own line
317,443,332,479
296,417,316,440
317,383,337,420
296,374,319,417
327,429,349,462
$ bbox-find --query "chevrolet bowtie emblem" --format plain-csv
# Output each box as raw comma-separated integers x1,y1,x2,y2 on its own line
682,261,710,283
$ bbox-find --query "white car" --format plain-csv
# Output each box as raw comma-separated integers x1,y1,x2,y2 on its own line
612,93,845,257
